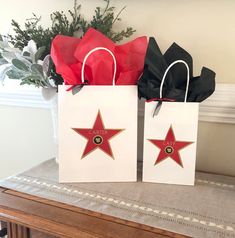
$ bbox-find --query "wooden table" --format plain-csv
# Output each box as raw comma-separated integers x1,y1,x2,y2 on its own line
0,187,187,238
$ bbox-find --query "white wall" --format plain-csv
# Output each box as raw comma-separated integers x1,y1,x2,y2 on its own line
197,122,235,176
0,0,235,179
1,0,234,83
0,105,55,179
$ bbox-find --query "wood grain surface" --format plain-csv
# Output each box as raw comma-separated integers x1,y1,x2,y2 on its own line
0,187,189,238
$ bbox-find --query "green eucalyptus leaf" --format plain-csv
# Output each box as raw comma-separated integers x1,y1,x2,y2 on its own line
20,78,31,85
4,46,21,53
12,59,29,71
20,75,38,87
0,57,8,65
35,46,46,62
17,55,33,66
31,63,44,76
2,51,16,63
6,69,25,79
30,64,49,87
23,51,30,57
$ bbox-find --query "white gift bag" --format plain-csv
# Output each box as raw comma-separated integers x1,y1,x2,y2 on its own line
59,47,137,183
143,60,199,185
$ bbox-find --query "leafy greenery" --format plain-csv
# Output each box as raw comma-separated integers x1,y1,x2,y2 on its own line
79,0,135,42
9,0,135,59
1,0,135,87
0,39,55,87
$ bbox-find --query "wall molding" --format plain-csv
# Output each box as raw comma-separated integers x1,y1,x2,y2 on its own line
199,83,235,124
138,83,235,124
0,84,50,109
0,83,235,124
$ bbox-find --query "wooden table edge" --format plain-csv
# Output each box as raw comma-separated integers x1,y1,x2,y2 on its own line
0,187,189,238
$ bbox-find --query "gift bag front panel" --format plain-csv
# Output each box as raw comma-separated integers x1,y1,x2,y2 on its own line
143,101,199,185
59,85,137,183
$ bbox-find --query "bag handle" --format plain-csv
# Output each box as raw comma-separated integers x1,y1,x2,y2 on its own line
81,47,117,86
159,60,190,102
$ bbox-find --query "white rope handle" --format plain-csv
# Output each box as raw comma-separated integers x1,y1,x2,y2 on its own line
81,47,117,86
160,60,190,102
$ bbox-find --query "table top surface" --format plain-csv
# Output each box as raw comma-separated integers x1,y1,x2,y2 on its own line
0,186,185,238
0,159,234,238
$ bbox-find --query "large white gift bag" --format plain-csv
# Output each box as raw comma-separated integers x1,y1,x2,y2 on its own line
59,47,137,183
143,60,199,185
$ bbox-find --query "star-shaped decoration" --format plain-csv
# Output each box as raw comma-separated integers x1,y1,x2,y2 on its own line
72,110,124,159
148,126,193,167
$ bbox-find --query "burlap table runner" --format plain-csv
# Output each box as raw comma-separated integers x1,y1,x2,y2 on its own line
0,158,234,238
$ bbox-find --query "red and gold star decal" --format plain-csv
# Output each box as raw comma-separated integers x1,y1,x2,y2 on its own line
148,126,193,167
72,111,124,159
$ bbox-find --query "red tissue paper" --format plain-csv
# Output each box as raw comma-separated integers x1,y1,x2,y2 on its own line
51,28,148,85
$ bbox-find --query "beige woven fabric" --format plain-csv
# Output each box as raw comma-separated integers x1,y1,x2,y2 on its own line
0,159,234,238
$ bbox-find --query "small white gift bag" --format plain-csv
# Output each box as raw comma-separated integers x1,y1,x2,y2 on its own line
58,47,137,183
143,60,199,185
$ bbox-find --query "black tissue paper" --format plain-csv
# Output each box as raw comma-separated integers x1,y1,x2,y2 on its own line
138,37,216,102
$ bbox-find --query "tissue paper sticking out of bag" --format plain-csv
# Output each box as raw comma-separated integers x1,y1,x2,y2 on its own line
138,37,216,102
51,28,148,86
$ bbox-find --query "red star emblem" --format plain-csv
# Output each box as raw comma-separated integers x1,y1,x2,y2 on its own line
72,111,123,159
148,126,193,167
